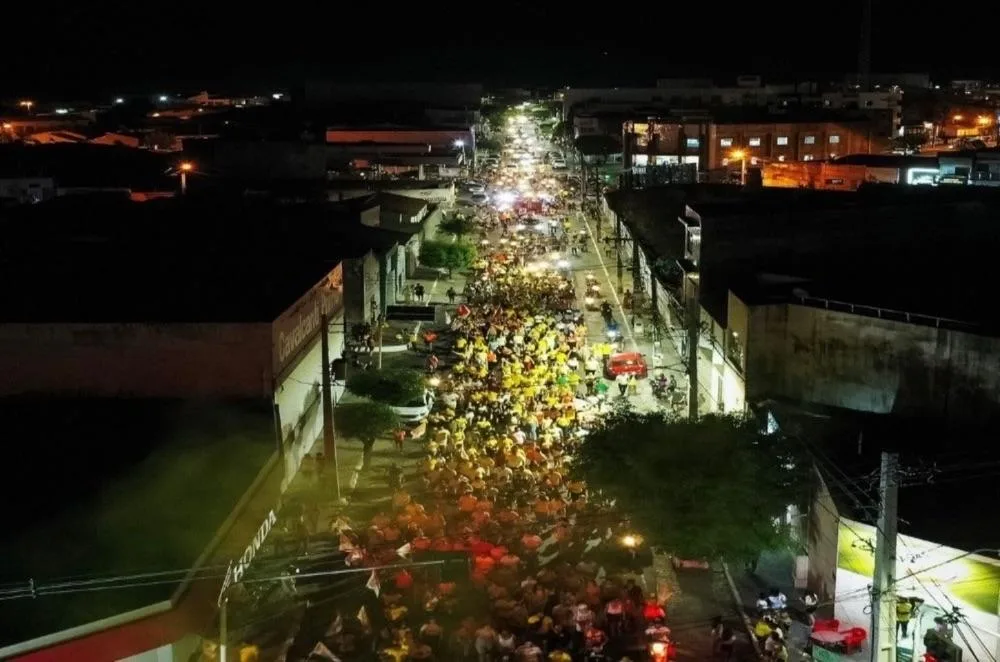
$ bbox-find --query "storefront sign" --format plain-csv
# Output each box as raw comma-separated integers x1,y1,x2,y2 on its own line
272,267,343,377
277,302,321,368
217,509,278,605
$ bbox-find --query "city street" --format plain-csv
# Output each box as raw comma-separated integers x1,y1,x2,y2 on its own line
253,105,756,662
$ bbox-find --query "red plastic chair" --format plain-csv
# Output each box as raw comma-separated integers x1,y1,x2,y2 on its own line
841,627,867,651
813,619,841,633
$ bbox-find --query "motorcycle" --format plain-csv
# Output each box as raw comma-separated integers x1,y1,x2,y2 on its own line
651,374,672,400
600,302,614,324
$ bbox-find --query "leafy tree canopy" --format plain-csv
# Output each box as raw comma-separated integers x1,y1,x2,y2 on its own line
573,411,810,562
438,216,477,239
348,368,426,406
335,401,399,444
420,240,478,277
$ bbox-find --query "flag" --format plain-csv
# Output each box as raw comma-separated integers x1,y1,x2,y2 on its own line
310,641,341,661
396,543,411,558
366,569,380,597
357,605,369,627
325,612,343,637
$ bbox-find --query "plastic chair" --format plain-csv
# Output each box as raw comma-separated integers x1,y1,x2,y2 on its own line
841,627,867,650
813,618,840,632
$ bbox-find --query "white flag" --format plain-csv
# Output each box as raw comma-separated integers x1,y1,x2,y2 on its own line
310,641,341,661
325,612,343,637
366,569,380,597
396,543,412,558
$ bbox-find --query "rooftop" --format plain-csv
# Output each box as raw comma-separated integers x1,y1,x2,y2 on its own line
678,185,1000,330
831,153,939,169
0,396,275,648
0,196,402,323
0,143,172,190
769,401,1000,555
377,191,431,216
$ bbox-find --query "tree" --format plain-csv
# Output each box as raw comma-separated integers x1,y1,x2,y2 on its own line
575,135,620,161
420,241,478,277
348,368,426,406
335,401,399,469
438,216,477,240
573,410,810,562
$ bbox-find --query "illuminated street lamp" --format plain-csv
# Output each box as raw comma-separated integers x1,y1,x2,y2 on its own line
178,161,194,195
729,149,748,186
18,100,33,114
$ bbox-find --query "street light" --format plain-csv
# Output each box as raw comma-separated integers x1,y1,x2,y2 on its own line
178,161,194,195
18,100,33,114
729,149,748,186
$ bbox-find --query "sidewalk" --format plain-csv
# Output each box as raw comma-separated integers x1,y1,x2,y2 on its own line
666,560,757,662
727,551,810,661
571,210,686,414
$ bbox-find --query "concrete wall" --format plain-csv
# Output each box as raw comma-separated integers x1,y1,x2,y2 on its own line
343,252,382,326
0,323,272,397
746,303,1000,423
274,312,345,492
806,470,841,604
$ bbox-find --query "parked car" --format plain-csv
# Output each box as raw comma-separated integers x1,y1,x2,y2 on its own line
604,351,649,379
391,391,434,422
470,193,489,205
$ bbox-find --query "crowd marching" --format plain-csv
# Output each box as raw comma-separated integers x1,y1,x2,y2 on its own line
322,159,683,662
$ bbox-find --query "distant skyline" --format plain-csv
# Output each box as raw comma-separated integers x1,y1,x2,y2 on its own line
5,1,998,99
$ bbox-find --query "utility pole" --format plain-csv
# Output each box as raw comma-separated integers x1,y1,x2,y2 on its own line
615,214,624,294
320,313,341,501
686,283,700,420
871,452,899,662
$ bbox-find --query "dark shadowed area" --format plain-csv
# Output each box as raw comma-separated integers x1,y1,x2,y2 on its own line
0,397,275,646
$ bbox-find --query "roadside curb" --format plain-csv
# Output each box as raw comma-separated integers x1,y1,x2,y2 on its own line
722,561,763,660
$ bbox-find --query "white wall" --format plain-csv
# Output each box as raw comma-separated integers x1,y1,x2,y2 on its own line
274,313,344,491
835,520,1000,662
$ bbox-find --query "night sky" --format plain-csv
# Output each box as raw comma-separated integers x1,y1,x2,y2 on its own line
6,0,998,99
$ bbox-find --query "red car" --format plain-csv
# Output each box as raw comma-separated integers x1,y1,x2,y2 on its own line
604,352,648,379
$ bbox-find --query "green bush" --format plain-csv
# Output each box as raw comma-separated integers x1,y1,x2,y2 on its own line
420,240,478,277
348,368,425,406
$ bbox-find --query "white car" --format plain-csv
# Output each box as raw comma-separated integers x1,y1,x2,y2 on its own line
552,160,567,170
391,392,434,423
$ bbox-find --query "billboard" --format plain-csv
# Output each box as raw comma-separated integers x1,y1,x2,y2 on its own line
836,519,1000,662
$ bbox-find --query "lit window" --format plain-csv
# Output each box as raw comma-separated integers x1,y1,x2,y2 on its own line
720,138,733,147
748,137,761,147
803,155,814,161
686,137,700,148
829,135,841,144
776,136,789,146
804,135,816,144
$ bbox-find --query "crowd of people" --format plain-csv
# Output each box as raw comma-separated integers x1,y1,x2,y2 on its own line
323,175,679,661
